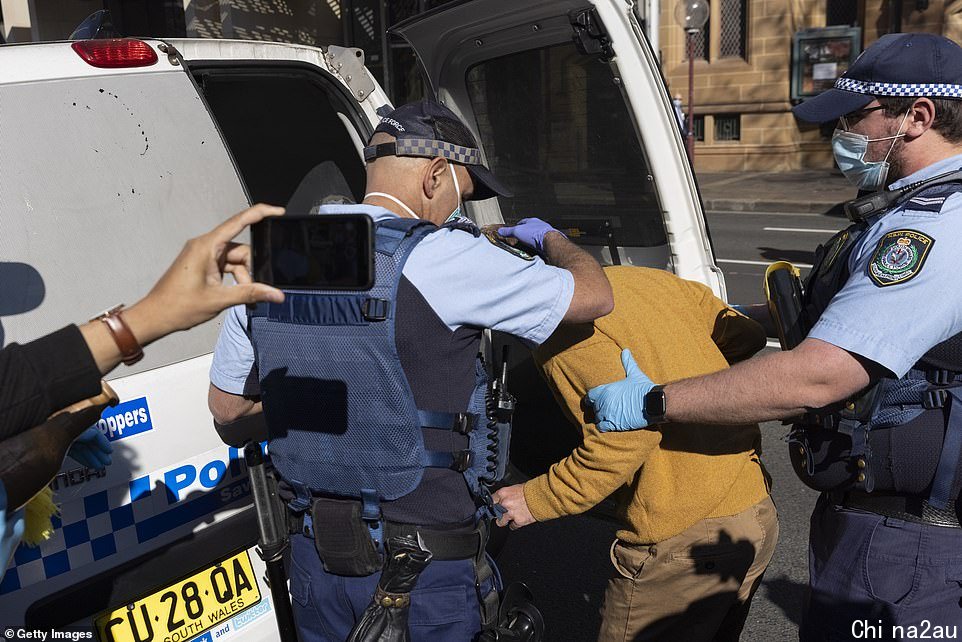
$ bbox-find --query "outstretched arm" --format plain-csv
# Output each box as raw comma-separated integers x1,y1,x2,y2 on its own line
589,337,873,431
498,218,613,323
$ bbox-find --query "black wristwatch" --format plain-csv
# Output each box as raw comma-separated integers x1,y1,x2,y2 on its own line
644,385,667,425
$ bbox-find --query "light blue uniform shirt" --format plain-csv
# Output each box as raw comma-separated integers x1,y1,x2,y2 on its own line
809,153,962,377
210,205,575,395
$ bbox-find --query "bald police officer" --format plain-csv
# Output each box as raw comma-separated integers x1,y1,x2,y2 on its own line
209,100,613,641
585,33,962,639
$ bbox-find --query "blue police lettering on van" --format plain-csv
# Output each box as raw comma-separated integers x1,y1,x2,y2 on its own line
97,396,153,441
143,443,266,504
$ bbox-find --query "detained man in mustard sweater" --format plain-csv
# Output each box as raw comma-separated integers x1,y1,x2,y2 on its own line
493,266,777,642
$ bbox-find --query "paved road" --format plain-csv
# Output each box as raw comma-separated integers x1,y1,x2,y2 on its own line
496,208,848,641
708,208,848,307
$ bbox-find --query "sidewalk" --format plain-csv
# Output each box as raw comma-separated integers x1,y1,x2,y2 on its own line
696,169,857,214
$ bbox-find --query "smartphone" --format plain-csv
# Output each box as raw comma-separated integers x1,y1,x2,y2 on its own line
251,214,374,290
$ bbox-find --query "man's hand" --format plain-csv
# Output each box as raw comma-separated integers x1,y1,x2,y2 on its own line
586,349,656,431
130,204,287,341
81,204,288,374
67,427,113,469
492,484,536,530
497,218,565,255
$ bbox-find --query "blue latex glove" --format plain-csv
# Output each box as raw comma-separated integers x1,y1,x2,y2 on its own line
497,218,565,254
67,427,113,469
586,349,656,432
1,482,25,575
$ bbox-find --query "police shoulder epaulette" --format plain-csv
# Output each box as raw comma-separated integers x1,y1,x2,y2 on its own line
441,217,481,237
904,183,962,213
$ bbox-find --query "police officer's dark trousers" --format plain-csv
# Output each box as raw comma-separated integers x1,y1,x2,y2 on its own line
800,494,962,641
289,533,493,641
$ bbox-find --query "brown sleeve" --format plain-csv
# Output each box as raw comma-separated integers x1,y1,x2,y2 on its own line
524,334,660,521
683,278,767,364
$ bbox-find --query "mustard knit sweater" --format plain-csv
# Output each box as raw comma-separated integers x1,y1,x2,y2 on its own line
523,266,771,545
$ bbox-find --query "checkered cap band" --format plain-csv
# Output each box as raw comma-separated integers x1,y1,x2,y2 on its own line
835,77,962,98
364,139,482,165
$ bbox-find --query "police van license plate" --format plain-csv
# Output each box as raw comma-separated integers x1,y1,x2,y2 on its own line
95,550,261,642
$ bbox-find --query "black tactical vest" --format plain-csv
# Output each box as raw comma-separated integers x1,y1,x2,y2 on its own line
789,186,962,509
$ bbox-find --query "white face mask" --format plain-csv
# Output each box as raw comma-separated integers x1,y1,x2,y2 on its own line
831,109,910,191
444,163,463,223
363,191,419,218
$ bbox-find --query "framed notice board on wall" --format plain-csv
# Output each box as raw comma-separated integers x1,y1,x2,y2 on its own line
791,27,862,102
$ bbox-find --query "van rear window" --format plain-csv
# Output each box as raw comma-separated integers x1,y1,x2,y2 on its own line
192,66,367,208
466,43,667,248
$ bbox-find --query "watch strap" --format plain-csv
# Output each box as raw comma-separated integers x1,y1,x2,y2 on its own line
95,305,144,366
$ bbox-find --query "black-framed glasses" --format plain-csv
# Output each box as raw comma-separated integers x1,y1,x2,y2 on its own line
839,105,886,131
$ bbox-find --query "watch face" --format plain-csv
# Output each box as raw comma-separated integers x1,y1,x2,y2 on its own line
645,387,667,421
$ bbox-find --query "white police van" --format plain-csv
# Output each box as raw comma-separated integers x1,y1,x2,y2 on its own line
0,1,722,640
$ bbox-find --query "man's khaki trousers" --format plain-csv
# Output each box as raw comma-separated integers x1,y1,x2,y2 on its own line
598,495,778,642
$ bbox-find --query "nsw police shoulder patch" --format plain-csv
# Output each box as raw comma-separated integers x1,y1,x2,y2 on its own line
481,228,536,261
868,229,935,287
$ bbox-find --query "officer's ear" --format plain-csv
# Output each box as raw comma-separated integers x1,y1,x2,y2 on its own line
906,97,936,140
421,157,449,200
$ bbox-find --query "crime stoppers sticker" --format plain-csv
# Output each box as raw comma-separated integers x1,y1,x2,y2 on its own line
869,229,934,287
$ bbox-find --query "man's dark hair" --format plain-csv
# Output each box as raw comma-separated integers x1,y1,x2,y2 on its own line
877,95,962,142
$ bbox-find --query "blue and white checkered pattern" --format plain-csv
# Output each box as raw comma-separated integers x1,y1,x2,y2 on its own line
835,77,962,98
0,470,252,596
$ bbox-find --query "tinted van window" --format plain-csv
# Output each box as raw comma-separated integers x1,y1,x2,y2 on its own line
192,66,368,207
466,43,667,248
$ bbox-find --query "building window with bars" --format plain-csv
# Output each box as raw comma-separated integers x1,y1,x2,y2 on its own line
688,24,709,60
714,114,741,141
692,115,706,142
720,0,747,59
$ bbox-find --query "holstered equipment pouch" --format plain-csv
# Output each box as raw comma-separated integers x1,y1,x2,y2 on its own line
764,261,806,351
310,497,382,576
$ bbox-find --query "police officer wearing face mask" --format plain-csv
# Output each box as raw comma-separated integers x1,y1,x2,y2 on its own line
582,33,962,638
208,99,613,641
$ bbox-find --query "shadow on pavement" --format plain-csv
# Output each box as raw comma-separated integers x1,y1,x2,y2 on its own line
757,247,817,265
762,574,807,628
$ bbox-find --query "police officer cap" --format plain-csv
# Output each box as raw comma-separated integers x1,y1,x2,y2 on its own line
363,99,512,201
793,33,962,124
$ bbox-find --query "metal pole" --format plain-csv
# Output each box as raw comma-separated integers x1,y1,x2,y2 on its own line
890,0,903,33
379,0,391,101
686,29,695,164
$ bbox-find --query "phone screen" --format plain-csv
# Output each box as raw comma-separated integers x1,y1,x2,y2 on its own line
251,214,374,290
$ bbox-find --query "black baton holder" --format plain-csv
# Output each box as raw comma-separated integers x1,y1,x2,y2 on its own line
245,442,299,642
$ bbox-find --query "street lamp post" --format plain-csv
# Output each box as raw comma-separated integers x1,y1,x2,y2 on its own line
674,0,710,164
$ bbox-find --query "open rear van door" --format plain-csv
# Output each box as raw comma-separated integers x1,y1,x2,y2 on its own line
393,0,724,295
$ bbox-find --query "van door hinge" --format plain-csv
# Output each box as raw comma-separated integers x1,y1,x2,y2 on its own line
325,46,376,103
157,41,181,67
569,8,614,62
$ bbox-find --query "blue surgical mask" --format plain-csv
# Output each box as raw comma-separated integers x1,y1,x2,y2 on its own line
831,110,910,191
444,163,463,223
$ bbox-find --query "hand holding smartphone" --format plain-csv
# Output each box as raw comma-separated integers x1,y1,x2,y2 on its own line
252,214,375,291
